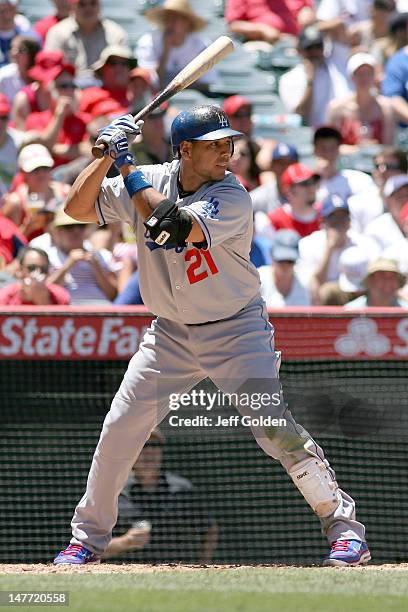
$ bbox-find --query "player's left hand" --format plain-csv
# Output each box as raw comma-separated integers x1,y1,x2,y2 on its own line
95,115,143,146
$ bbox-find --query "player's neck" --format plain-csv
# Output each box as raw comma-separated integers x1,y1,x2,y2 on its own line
178,165,205,194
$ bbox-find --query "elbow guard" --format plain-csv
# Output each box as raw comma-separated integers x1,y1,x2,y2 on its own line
144,199,193,247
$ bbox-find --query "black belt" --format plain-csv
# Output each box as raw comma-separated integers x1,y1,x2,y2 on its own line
185,318,225,326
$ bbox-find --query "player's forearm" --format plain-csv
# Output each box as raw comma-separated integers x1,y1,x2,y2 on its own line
199,524,218,564
65,157,113,222
90,262,117,301
102,536,128,558
119,164,169,219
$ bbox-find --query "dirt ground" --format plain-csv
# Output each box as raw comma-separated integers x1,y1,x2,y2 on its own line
1,563,408,574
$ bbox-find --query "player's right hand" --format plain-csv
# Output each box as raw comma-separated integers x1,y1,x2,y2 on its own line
122,527,151,551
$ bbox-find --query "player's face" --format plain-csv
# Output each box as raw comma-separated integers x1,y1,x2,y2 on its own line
187,138,234,182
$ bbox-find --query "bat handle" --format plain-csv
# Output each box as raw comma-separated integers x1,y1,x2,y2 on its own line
92,142,108,159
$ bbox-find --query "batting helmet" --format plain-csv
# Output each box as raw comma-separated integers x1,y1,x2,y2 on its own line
170,105,242,155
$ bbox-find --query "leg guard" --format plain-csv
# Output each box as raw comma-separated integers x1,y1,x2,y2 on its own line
288,455,341,518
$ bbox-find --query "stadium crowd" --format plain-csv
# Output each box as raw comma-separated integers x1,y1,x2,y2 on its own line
0,0,408,308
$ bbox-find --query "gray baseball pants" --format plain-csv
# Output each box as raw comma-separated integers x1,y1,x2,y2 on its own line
71,296,365,554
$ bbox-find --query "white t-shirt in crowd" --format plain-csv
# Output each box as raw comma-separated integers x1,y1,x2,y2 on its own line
317,169,374,205
346,184,384,234
47,244,115,304
258,265,311,307
297,228,379,284
136,29,217,87
316,0,371,24
0,62,24,104
345,294,408,308
279,55,352,128
383,239,408,275
366,212,405,250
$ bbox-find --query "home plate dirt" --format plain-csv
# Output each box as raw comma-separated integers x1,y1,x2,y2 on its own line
1,564,408,574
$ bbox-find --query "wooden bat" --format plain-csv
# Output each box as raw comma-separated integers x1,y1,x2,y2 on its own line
92,35,235,159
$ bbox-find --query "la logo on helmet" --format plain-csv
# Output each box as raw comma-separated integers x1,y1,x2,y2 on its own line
217,112,229,127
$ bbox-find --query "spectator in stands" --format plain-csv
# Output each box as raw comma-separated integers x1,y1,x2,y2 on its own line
130,104,172,166
366,173,408,249
223,96,254,140
313,125,374,203
0,35,40,105
345,257,408,307
44,0,129,87
225,0,315,45
136,0,216,93
348,0,397,52
228,137,261,192
24,63,90,167
0,93,24,198
250,142,299,214
382,201,408,277
319,245,369,305
258,229,310,307
34,0,74,43
12,50,65,130
377,11,408,65
0,0,38,67
0,213,27,270
257,162,321,240
47,208,117,304
103,429,218,564
297,195,379,304
326,52,396,146
279,25,352,128
0,245,71,304
316,0,374,52
223,95,277,177
347,147,408,233
128,68,154,114
80,45,137,114
381,21,408,125
1,144,69,242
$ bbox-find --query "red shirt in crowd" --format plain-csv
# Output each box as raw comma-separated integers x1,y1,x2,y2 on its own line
34,15,60,42
0,216,27,264
80,86,129,114
25,111,89,166
268,204,321,237
0,282,71,305
225,0,313,35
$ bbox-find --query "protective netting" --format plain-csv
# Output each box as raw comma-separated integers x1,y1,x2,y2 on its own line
1,359,407,564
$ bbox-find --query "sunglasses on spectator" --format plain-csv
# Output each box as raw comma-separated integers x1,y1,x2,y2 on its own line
77,0,99,7
304,43,324,51
374,162,402,171
24,264,48,274
0,115,9,121
233,111,251,118
106,58,129,67
56,82,77,90
297,178,317,187
13,47,29,54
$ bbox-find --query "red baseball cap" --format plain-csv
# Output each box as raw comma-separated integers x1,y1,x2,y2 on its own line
91,99,128,119
27,50,65,82
0,93,10,116
280,163,320,191
223,95,252,117
400,201,408,224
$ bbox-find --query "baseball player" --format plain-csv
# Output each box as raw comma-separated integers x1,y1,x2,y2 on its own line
54,106,370,567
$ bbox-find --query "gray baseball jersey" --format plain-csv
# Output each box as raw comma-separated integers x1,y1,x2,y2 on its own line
95,159,260,324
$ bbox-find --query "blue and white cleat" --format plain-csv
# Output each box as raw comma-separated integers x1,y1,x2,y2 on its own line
323,539,371,567
53,544,101,565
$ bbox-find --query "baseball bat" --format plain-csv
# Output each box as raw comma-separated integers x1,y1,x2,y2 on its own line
92,35,235,159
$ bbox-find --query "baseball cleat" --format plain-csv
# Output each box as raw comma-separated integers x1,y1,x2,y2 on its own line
323,539,371,567
53,544,101,565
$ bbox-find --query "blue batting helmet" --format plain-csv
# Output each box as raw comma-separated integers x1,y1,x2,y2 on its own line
170,105,242,155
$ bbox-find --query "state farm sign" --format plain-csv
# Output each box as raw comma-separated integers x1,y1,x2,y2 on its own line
0,315,152,359
0,309,407,360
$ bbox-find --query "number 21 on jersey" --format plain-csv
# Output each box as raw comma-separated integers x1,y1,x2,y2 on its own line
185,248,219,284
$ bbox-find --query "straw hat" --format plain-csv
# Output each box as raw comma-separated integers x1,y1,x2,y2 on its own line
364,258,406,288
144,0,207,32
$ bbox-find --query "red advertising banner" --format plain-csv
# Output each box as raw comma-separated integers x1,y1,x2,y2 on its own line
0,306,407,361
